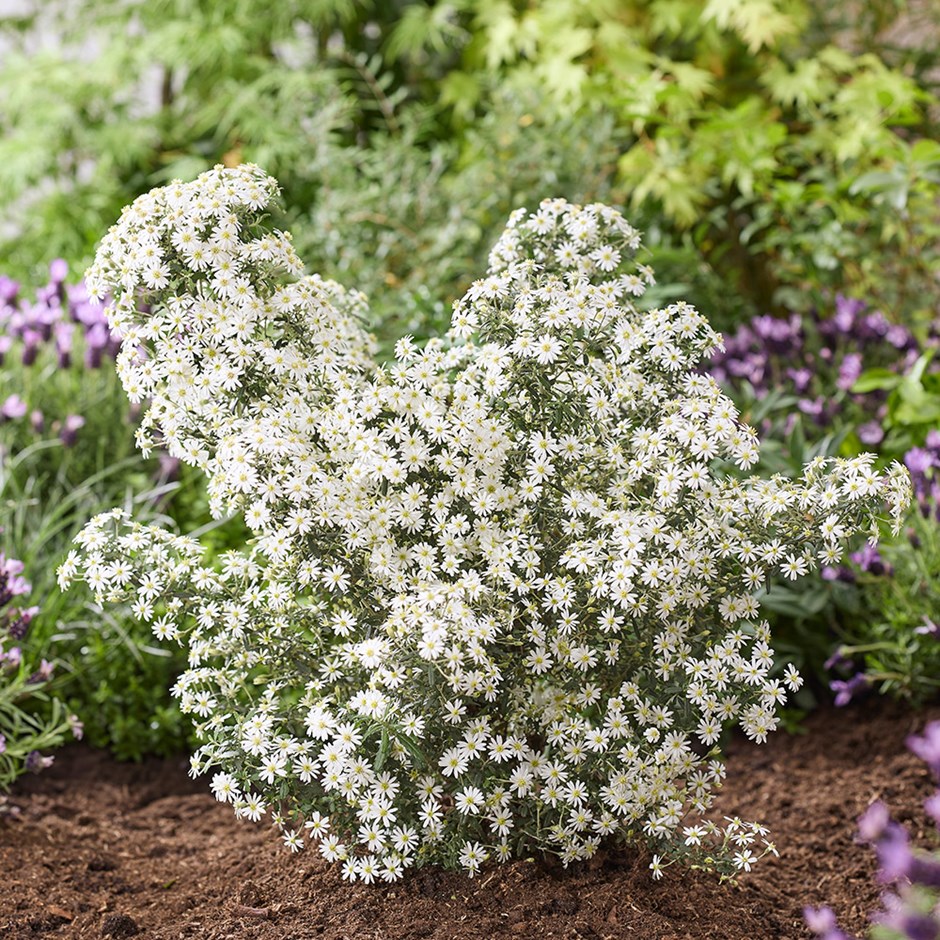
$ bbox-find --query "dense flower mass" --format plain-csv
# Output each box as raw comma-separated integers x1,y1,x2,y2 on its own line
61,165,911,882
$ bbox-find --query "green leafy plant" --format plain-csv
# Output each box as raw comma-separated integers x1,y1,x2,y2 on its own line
0,548,77,789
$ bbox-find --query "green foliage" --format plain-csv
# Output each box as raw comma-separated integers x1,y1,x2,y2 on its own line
836,513,940,704
7,0,935,338
399,0,939,323
854,350,940,454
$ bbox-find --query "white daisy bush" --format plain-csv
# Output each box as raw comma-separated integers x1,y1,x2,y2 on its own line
60,165,911,883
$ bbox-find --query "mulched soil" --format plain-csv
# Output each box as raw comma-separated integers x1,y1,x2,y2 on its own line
2,697,938,940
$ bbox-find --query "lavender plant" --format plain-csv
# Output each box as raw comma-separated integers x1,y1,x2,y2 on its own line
0,264,223,761
711,301,940,706
709,295,940,476
61,165,911,881
806,721,940,940
0,550,78,789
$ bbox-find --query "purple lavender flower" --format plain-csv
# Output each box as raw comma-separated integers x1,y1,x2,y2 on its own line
798,397,826,420
0,394,27,421
804,905,855,940
907,722,940,778
0,276,18,304
857,421,885,446
6,606,38,640
925,793,940,825
837,352,863,391
851,543,890,576
915,616,939,637
906,448,935,476
830,673,869,707
25,658,54,685
59,414,85,447
876,825,913,881
0,733,5,754
24,750,54,774
788,367,814,393
824,649,855,672
886,324,913,349
834,295,866,328
858,801,890,841
48,258,68,284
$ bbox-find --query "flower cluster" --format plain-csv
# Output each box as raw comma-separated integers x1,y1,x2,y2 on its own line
0,551,78,788
711,298,940,516
806,721,940,940
0,262,119,448
62,165,911,881
709,296,934,436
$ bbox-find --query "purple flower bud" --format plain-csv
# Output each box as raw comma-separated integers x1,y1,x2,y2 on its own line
59,414,85,448
825,649,854,673
886,324,912,349
0,276,18,304
48,258,68,284
6,606,38,640
925,792,940,825
0,733,5,754
26,657,54,685
907,722,940,778
914,616,939,637
67,714,84,741
29,409,44,434
905,448,934,477
926,429,940,453
798,397,825,419
834,294,865,333
788,367,813,394
831,673,869,707
851,543,889,576
837,353,863,391
876,825,913,881
804,906,854,939
857,422,885,446
20,338,37,366
0,334,12,366
25,750,54,774
804,906,838,933
862,312,889,339
1,394,27,421
5,646,21,668
858,801,890,841
907,854,940,890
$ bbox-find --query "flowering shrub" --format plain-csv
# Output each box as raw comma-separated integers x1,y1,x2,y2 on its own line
805,721,940,940
0,550,78,789
61,165,911,882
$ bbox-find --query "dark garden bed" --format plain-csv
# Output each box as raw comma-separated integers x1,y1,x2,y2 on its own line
2,697,938,940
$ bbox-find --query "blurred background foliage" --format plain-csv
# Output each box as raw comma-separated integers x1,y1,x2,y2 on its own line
0,0,937,764
2,0,937,336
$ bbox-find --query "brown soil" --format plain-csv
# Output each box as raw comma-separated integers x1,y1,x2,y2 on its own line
2,698,938,940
